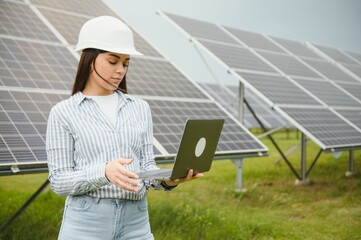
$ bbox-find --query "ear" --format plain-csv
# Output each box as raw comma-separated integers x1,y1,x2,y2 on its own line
90,59,95,73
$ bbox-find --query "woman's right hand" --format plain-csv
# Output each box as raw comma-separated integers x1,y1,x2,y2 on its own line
105,158,140,192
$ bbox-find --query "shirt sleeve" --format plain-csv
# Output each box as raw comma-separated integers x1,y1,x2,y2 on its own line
46,107,109,196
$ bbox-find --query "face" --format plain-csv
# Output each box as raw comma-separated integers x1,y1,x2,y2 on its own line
83,52,130,95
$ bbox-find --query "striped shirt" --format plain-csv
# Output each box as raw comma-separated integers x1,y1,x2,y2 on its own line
46,90,162,200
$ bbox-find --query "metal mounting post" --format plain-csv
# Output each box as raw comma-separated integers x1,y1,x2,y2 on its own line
232,159,247,192
345,150,355,177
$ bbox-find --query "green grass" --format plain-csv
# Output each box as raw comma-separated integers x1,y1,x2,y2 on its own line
1,130,360,239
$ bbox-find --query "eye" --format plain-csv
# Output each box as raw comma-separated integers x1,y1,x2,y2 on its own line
108,61,116,65
123,62,129,68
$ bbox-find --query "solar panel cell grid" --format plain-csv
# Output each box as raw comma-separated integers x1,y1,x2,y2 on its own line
1,1,59,42
245,90,288,128
37,8,89,46
335,109,361,129
147,99,267,154
270,37,322,59
346,51,361,64
30,0,117,17
0,90,68,165
199,39,277,73
224,27,285,53
165,12,238,44
238,72,322,106
337,82,361,102
339,63,361,79
1,38,77,90
127,58,208,99
302,58,358,83
313,44,358,65
198,83,239,117
256,50,321,78
280,107,361,148
292,77,361,107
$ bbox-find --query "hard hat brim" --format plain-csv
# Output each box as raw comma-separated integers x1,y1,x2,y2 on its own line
75,42,143,56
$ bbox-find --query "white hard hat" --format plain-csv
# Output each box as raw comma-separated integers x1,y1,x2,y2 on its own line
75,16,143,55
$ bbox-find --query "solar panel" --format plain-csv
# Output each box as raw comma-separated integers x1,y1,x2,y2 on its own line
302,58,358,83
1,38,77,90
270,37,323,59
0,1,60,42
197,83,240,118
337,82,361,102
164,12,238,44
338,62,361,80
255,50,321,78
312,44,359,65
162,12,361,151
0,89,67,171
30,0,117,17
292,77,361,107
345,51,361,64
36,8,89,46
224,26,285,53
1,0,268,174
147,99,266,155
244,92,289,129
162,12,289,130
279,107,361,149
334,109,361,130
127,58,208,98
198,39,277,73
237,72,322,106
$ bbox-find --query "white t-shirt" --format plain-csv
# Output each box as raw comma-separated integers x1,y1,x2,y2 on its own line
86,92,118,126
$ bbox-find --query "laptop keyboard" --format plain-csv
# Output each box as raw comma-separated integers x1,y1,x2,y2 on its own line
137,169,172,178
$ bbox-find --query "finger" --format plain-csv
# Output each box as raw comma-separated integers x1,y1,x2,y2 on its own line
186,169,194,181
116,173,141,186
114,176,141,191
192,173,204,179
116,158,133,165
118,167,139,179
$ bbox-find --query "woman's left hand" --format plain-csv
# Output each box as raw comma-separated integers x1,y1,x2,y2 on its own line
164,169,203,187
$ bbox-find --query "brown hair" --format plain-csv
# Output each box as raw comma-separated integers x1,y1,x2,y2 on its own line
71,48,127,95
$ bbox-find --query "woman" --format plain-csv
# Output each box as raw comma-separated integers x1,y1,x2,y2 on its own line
46,16,203,240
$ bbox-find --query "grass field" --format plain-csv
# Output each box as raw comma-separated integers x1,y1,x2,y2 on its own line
0,130,360,239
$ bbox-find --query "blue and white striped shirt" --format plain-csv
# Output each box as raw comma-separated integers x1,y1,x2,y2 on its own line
46,90,162,200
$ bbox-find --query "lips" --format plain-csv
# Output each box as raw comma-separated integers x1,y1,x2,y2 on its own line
111,78,122,84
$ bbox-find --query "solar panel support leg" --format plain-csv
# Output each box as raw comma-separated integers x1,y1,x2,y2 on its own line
295,133,310,186
244,98,301,179
345,150,355,177
233,159,247,192
0,179,50,233
301,133,307,180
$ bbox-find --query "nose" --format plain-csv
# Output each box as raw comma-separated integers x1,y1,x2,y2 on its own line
115,63,127,74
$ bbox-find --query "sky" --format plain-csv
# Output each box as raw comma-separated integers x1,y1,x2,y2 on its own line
105,0,361,54
104,0,361,86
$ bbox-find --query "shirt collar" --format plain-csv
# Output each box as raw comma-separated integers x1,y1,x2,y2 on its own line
72,90,135,106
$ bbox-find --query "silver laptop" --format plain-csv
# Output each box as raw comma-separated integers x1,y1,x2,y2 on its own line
137,119,224,180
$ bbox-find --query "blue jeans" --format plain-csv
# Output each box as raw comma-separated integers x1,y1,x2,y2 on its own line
58,195,154,240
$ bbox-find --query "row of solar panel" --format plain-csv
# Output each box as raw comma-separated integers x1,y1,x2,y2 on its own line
161,12,361,151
